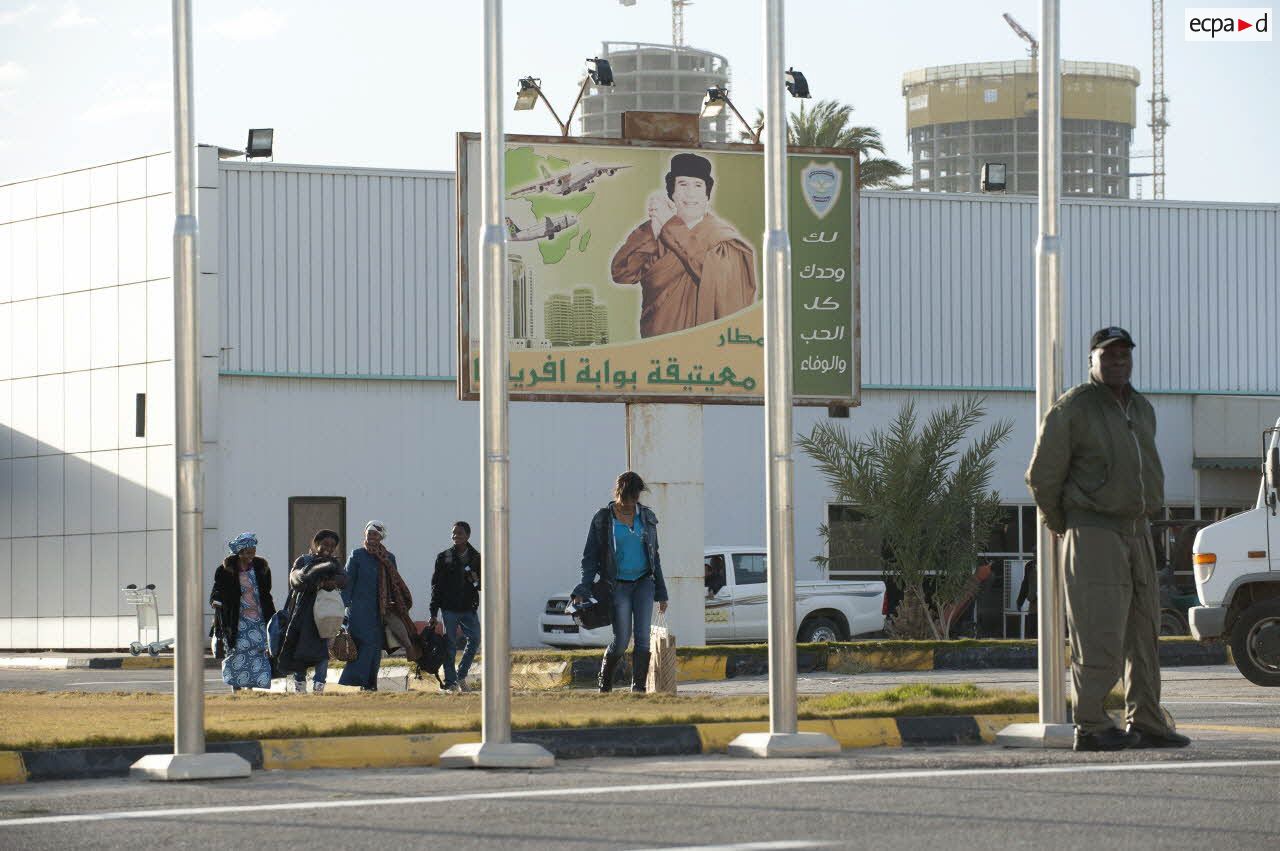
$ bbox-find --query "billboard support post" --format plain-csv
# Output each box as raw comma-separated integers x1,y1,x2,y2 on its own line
131,0,251,782
728,0,840,760
441,0,554,770
998,0,1074,750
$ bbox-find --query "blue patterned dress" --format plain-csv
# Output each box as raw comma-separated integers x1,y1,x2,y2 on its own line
222,568,273,689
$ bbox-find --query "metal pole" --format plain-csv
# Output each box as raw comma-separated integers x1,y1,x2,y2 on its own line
132,0,248,779
171,0,203,757
480,0,511,748
727,0,838,759
762,0,796,737
1035,0,1067,726
440,0,552,769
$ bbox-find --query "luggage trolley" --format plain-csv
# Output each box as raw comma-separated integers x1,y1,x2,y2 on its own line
122,583,175,657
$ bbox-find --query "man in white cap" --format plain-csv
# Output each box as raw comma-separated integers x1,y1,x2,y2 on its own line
1027,326,1190,752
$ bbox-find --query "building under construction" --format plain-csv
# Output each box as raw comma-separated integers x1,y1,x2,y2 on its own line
579,41,732,143
902,60,1140,197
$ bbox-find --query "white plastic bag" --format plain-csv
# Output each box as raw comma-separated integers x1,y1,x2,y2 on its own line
646,610,677,694
312,588,345,639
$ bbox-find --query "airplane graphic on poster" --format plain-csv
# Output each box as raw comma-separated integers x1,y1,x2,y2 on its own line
505,213,578,242
509,162,630,197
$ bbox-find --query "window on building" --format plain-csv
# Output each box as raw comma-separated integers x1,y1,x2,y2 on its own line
288,497,347,564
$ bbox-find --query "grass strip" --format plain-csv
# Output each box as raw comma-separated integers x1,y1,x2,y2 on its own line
0,684,1036,752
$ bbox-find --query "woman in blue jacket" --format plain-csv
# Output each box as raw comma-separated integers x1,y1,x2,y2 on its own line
339,520,411,690
573,471,669,693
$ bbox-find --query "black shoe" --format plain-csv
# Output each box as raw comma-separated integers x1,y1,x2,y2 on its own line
1127,725,1191,748
631,650,651,693
1073,726,1141,752
598,653,621,693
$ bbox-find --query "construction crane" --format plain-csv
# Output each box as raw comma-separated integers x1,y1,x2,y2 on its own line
1002,12,1038,61
618,0,693,47
1149,0,1169,198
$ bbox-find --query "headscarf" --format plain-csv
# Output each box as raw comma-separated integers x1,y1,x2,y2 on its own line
228,532,258,555
364,520,388,541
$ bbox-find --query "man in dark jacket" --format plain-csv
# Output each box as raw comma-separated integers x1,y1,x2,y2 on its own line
1027,326,1190,752
429,521,481,693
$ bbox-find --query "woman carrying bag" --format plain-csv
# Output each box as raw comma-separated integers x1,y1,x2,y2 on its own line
339,521,413,691
573,471,669,693
210,532,276,692
278,529,347,693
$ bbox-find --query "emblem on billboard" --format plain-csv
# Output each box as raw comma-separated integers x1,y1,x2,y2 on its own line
801,161,842,220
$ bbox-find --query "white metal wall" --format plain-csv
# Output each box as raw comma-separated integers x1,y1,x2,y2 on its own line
0,155,178,649
862,192,1280,394
218,163,457,380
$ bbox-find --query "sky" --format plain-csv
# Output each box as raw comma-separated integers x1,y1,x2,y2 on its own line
0,0,1276,203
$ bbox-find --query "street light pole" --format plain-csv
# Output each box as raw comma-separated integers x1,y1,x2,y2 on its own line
440,0,553,770
997,0,1073,750
132,0,250,781
728,0,840,760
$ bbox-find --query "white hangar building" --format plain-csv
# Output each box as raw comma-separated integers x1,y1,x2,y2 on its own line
0,146,1277,649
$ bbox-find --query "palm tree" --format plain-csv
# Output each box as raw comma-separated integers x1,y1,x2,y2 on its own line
741,99,910,190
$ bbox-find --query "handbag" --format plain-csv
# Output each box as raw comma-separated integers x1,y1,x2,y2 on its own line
384,608,422,662
208,615,226,661
646,610,677,694
313,588,345,639
330,625,358,662
267,604,291,659
570,579,614,631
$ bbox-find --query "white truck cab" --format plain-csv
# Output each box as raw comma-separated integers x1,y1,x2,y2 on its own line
538,546,886,648
1189,417,1280,686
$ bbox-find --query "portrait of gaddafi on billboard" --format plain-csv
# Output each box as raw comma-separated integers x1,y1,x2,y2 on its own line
458,134,858,405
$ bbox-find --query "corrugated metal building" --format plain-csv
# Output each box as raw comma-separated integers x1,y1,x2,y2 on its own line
1,148,1277,649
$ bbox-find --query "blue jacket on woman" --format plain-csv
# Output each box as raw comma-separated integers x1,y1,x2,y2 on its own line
574,503,669,602
338,547,389,688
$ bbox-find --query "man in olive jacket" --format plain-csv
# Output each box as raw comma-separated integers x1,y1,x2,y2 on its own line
1027,326,1190,752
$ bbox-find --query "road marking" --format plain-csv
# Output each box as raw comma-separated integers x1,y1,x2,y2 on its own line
2,759,1278,827
1183,724,1280,734
627,843,835,851
1163,700,1278,707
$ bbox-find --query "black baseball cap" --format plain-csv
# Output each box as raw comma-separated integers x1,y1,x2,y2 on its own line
1090,326,1136,351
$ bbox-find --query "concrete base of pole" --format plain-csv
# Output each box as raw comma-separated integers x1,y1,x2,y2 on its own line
726,731,841,759
129,752,252,781
995,722,1075,749
438,741,555,769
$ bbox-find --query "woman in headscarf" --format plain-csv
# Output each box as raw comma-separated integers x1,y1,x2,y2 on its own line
339,521,413,691
210,532,276,692
278,529,347,693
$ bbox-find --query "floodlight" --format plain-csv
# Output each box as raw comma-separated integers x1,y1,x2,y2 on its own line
587,57,613,87
785,68,810,99
981,162,1008,192
702,86,727,118
245,128,273,159
515,77,541,111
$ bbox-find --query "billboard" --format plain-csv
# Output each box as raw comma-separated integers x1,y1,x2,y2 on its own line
457,134,860,405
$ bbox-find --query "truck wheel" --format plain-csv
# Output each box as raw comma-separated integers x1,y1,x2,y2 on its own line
798,617,842,644
1230,599,1280,687
1159,609,1189,636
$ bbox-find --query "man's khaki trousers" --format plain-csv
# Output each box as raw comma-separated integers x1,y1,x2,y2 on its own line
1062,525,1168,734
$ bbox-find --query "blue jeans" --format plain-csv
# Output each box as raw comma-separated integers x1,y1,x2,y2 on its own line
442,609,481,686
607,575,655,655
294,650,328,684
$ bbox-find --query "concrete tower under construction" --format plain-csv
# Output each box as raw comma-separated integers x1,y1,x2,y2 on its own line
902,60,1140,197
580,41,732,143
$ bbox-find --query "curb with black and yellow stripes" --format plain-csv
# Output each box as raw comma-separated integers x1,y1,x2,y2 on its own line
508,638,1230,690
0,713,1038,784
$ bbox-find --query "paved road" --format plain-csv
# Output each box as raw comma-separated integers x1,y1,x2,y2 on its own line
0,743,1277,848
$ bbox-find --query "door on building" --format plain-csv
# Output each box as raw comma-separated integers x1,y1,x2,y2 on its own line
288,497,348,566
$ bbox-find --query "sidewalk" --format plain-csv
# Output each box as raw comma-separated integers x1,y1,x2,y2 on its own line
0,653,219,670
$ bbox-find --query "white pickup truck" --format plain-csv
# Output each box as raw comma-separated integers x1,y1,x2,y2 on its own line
1190,417,1280,686
538,545,887,648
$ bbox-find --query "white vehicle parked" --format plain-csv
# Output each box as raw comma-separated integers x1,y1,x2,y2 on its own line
539,546,887,648
1190,417,1280,686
